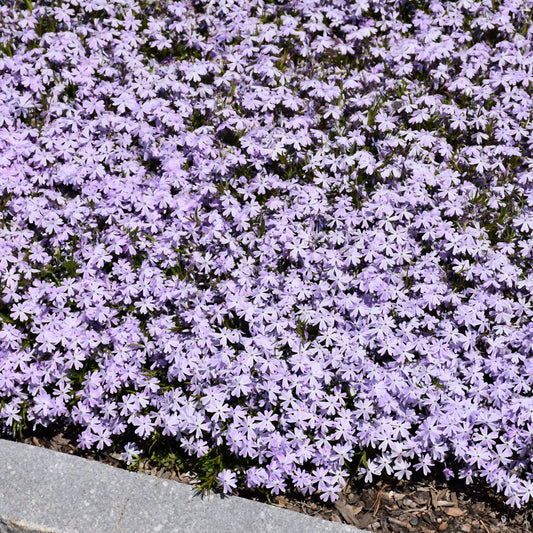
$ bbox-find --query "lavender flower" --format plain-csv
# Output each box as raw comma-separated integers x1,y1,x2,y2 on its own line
1,0,533,507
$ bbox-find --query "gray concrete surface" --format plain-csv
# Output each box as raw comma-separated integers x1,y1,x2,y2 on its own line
0,439,368,533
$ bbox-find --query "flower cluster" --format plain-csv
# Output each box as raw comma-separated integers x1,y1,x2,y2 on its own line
1,0,533,507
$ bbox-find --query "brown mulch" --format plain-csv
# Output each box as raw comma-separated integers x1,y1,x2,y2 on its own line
7,424,533,533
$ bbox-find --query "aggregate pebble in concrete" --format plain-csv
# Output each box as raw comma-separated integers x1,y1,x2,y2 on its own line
0,439,368,533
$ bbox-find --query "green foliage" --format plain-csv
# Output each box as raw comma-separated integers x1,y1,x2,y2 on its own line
164,257,189,280
195,448,226,494
144,435,188,472
431,376,445,390
36,14,57,37
37,246,80,285
191,108,210,130
66,360,100,403
253,213,266,238
63,82,78,100
480,186,524,245
11,400,29,439
139,41,202,63
367,93,385,127
0,303,16,325
0,42,14,57
126,434,233,496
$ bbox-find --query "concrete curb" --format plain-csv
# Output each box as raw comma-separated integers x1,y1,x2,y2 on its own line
0,439,368,533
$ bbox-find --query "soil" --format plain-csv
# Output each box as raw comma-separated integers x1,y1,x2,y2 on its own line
6,424,533,533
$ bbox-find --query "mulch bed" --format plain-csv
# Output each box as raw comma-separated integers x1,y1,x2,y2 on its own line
7,424,533,533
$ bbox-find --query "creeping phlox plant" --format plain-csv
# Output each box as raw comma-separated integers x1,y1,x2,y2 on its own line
1,0,533,507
